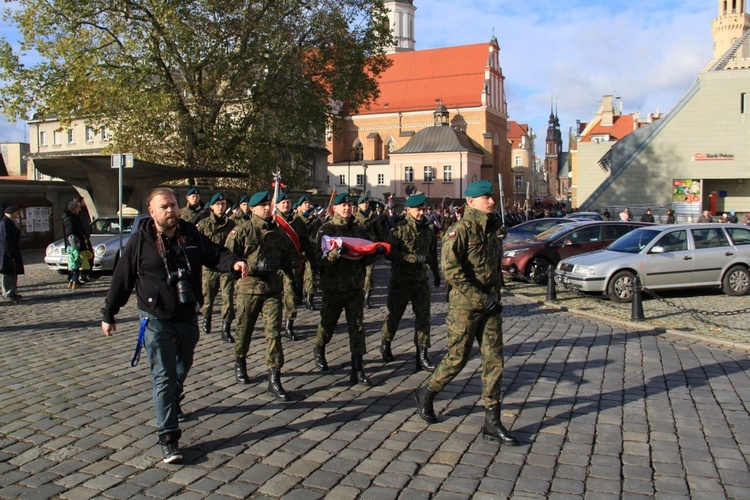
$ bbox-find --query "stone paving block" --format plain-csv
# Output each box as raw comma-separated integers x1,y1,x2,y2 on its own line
302,469,344,491
100,482,145,499
17,471,59,488
256,472,302,497
58,485,99,500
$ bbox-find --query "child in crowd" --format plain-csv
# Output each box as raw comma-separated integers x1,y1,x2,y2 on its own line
79,234,93,283
66,235,82,289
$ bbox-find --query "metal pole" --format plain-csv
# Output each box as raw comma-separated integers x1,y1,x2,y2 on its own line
118,157,124,254
546,264,557,301
631,275,645,321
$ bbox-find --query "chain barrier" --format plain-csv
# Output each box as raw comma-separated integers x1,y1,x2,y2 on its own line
640,286,750,317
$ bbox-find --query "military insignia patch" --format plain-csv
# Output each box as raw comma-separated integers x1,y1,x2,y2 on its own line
448,231,456,238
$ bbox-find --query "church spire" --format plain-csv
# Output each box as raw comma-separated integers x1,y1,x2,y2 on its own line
709,0,750,66
383,0,416,54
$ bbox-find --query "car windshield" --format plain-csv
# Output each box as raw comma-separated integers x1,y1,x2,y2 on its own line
91,218,135,235
606,228,661,253
532,224,576,241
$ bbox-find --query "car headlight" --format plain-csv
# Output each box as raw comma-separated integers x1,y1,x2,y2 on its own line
46,244,55,256
503,249,524,258
572,265,597,275
95,244,107,257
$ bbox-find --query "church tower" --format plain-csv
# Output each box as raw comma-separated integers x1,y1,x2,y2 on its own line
544,102,562,197
708,0,750,66
384,0,416,54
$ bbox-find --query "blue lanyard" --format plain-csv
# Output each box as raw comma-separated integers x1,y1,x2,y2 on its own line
131,318,149,367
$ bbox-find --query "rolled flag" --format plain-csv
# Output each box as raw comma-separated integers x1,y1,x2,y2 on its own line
321,235,391,260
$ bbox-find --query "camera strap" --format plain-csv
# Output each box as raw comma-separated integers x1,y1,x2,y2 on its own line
131,318,148,367
154,229,192,280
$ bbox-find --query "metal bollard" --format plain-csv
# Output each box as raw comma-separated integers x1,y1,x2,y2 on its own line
631,274,645,321
546,264,557,301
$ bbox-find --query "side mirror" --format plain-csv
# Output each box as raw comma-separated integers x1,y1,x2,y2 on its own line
563,239,574,247
650,245,665,254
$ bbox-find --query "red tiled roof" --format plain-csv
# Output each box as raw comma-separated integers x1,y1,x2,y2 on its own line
580,115,635,142
357,43,490,115
507,121,529,148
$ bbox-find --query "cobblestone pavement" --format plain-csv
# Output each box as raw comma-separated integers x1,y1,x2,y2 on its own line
1,258,750,498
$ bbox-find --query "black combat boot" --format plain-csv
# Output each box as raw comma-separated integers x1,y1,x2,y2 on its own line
221,321,235,343
306,293,315,311
314,345,329,371
379,340,395,362
364,290,372,309
415,347,435,372
482,405,520,446
350,354,372,386
267,369,290,401
202,316,211,334
234,358,251,384
284,319,297,341
414,384,438,424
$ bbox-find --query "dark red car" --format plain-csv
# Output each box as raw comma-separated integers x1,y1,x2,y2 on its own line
502,221,649,284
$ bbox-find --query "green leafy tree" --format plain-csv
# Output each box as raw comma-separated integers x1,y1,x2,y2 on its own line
0,0,393,187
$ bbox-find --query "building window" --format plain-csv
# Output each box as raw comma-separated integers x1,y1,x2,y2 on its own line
443,165,453,182
85,126,95,142
39,131,48,146
66,129,75,144
101,128,110,141
338,174,346,185
354,143,363,161
356,174,364,186
424,166,434,183
515,175,523,189
53,130,62,145
742,92,747,114
514,155,522,166
405,166,413,183
378,173,385,185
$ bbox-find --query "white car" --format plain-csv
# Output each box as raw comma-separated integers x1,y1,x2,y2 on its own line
556,223,750,302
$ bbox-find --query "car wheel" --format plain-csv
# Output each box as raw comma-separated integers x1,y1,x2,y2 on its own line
722,266,750,296
527,257,552,285
608,270,635,303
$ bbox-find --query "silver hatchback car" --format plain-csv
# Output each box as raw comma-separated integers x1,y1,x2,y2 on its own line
556,223,750,302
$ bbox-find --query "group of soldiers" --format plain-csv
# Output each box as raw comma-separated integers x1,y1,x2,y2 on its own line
179,179,517,446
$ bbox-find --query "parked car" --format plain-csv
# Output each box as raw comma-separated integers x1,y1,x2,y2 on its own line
45,214,149,273
555,223,750,302
564,211,605,221
502,221,648,284
504,217,576,245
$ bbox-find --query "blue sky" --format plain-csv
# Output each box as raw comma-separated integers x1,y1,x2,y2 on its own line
1,0,717,154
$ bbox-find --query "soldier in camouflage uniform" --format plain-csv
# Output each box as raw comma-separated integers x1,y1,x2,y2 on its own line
354,194,385,308
414,180,519,446
196,192,236,342
275,191,309,341
380,193,441,371
294,196,319,310
314,193,384,386
225,191,294,401
230,195,251,223
179,187,204,223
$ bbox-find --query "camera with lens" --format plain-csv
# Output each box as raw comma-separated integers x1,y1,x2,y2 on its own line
168,268,195,303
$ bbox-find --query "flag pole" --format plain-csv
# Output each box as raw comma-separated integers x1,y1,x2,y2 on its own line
498,173,506,227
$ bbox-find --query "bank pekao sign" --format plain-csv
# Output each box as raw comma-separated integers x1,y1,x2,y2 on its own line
692,152,734,161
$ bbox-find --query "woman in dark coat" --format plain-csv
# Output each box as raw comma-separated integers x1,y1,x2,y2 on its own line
0,205,24,301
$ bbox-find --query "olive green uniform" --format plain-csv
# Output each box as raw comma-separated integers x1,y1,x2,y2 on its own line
225,215,293,368
381,215,439,347
354,209,385,292
315,214,375,354
196,212,236,324
303,214,322,296
230,211,251,223
279,211,309,320
426,206,506,407
180,203,203,223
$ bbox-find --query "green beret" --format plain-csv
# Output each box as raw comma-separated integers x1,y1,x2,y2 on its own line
209,192,227,205
276,191,289,204
248,190,271,207
297,195,309,205
332,192,352,205
465,180,493,198
405,193,427,208
358,194,369,204
187,187,200,196
238,195,250,205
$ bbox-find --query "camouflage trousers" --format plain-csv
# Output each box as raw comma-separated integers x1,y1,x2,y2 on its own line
363,261,376,292
303,260,317,295
316,288,366,355
282,268,302,320
200,268,235,323
381,278,431,348
427,305,504,407
234,292,284,369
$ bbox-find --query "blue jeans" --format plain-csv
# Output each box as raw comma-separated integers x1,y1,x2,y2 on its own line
140,310,200,442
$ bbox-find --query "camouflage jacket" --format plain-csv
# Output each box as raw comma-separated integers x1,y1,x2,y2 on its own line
441,206,504,310
225,214,292,295
230,210,251,223
277,211,308,267
196,212,235,247
354,209,385,242
316,214,375,292
180,203,203,223
387,214,438,282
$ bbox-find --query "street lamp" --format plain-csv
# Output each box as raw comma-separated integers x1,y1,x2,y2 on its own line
347,148,356,194
424,167,434,206
362,163,368,196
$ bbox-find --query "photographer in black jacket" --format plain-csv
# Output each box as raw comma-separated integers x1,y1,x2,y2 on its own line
101,188,249,464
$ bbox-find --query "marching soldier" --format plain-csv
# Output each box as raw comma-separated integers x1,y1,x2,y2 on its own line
180,187,203,222
354,194,385,308
414,180,519,446
314,193,383,385
196,192,236,342
380,193,440,371
225,191,294,400
230,195,252,223
294,196,318,310
275,191,309,341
